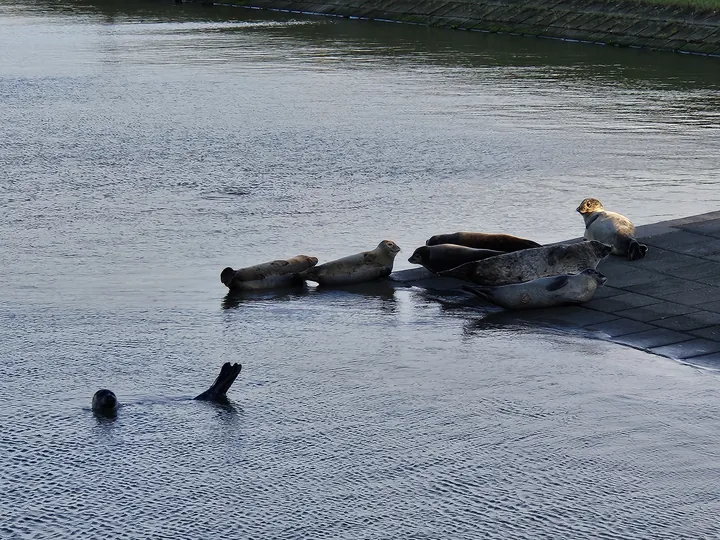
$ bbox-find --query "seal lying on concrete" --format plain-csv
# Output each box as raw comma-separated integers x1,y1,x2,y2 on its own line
221,255,318,291
425,232,541,252
576,198,648,261
439,240,612,285
300,240,401,286
91,362,242,415
408,244,504,274
462,268,607,309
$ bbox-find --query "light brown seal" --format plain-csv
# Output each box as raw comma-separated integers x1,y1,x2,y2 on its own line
300,240,401,286
221,255,318,291
576,198,648,261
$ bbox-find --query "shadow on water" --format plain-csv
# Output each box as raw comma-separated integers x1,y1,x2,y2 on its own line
221,285,311,309
20,0,720,91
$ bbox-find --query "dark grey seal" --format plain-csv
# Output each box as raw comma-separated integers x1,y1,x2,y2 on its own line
407,244,504,274
91,362,242,415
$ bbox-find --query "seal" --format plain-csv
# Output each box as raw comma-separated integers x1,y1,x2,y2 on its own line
300,240,401,286
91,389,118,415
425,232,541,252
439,240,612,285
221,255,318,291
407,244,504,274
91,362,242,414
576,198,648,261
462,268,608,309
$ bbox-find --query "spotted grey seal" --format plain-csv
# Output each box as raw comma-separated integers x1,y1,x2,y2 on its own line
221,255,318,291
439,240,612,285
408,244,504,274
462,268,607,309
425,232,541,252
576,198,648,261
300,240,401,286
91,362,242,415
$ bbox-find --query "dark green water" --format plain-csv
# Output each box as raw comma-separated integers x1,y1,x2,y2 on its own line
2,1,719,538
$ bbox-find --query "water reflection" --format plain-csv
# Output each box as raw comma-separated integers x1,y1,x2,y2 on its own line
222,285,311,309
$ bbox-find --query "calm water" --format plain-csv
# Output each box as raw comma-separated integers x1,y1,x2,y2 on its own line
2,1,720,538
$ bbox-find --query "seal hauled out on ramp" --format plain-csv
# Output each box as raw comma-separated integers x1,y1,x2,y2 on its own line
408,244,504,274
576,198,648,261
425,232,541,252
221,255,318,291
439,240,613,285
462,268,608,309
91,362,242,415
300,240,401,286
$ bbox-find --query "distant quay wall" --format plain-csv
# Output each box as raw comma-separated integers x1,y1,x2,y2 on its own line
185,0,720,57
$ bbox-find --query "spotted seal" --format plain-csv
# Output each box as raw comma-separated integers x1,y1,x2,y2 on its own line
408,244,504,274
300,240,401,286
439,240,612,285
425,232,541,252
462,268,607,309
221,255,318,291
91,362,242,415
576,198,648,261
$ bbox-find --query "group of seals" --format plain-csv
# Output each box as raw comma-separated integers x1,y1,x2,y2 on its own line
221,240,401,292
402,198,647,310
92,362,242,416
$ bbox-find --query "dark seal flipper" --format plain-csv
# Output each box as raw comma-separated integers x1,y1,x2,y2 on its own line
461,284,494,304
628,240,648,261
194,362,242,402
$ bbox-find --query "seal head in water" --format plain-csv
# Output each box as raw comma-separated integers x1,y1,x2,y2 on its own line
92,389,119,414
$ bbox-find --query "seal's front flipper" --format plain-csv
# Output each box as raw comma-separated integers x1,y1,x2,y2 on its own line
194,362,242,402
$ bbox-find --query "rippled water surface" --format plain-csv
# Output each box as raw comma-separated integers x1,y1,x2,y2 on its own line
2,1,720,538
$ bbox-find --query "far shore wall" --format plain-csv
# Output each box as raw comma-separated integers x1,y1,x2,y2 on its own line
187,0,720,57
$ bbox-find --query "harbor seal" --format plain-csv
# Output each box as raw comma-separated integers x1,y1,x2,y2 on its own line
576,198,648,261
300,240,401,286
91,389,118,415
462,268,608,309
407,244,504,274
425,232,541,252
91,362,242,415
439,240,612,285
221,255,318,291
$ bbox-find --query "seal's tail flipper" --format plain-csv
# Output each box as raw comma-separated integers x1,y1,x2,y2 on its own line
194,362,242,401
628,240,648,261
461,284,494,303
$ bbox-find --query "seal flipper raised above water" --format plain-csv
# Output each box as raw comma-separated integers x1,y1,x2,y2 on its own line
194,362,242,402
576,198,648,261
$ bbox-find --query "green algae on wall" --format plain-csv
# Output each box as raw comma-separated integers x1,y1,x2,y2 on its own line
189,0,720,56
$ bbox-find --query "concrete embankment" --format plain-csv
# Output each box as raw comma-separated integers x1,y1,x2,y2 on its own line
189,0,720,56
391,210,720,369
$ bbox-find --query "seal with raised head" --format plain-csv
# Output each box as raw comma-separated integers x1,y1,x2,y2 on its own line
439,240,612,285
91,362,242,415
425,232,541,252
300,240,401,286
408,244,504,274
462,268,608,309
576,198,648,261
221,255,318,291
